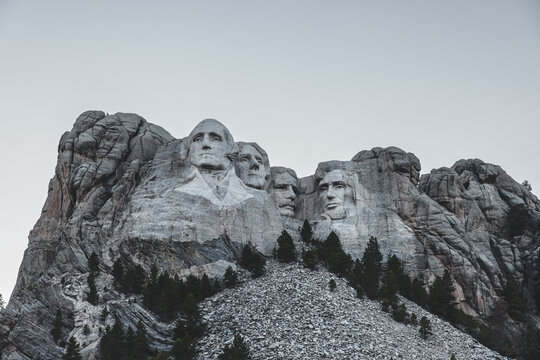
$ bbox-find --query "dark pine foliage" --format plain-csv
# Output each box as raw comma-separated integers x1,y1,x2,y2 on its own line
112,258,124,287
380,270,398,305
224,266,238,288
87,273,99,305
411,278,429,307
301,219,313,244
301,248,317,270
101,318,153,360
535,255,540,314
361,236,383,299
419,316,432,340
51,308,62,343
317,232,352,277
63,337,82,360
241,245,266,278
218,334,251,360
276,230,297,263
88,252,99,273
428,270,457,322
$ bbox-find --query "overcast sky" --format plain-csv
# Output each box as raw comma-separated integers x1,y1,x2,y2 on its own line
1,0,539,302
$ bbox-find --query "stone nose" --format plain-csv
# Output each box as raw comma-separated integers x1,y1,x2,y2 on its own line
286,186,296,200
249,158,260,170
202,134,211,149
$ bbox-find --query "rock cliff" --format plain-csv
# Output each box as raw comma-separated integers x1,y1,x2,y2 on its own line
0,111,538,359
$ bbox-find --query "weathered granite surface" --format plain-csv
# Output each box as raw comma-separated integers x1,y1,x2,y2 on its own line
1,112,539,359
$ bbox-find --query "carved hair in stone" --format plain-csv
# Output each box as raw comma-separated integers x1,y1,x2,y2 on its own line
269,167,298,217
235,142,270,190
187,119,238,171
316,169,354,220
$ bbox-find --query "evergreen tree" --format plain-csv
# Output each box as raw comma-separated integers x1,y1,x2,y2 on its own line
101,306,109,321
301,249,317,270
411,278,428,307
300,219,313,244
123,265,146,294
130,321,152,360
503,277,524,321
391,302,408,323
51,308,62,343
87,273,99,305
419,316,432,340
112,258,124,287
450,354,457,360
183,293,205,338
100,318,125,359
171,333,196,360
63,336,82,360
219,334,251,360
318,232,352,276
276,230,297,263
125,327,136,355
380,270,398,304
240,245,265,278
224,266,238,288
88,252,99,273
200,274,214,299
429,270,456,321
361,236,383,299
525,322,540,360
534,254,540,314
329,279,337,292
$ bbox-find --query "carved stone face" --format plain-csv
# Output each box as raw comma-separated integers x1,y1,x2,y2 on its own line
319,170,348,220
270,172,298,217
188,119,233,170
236,144,266,189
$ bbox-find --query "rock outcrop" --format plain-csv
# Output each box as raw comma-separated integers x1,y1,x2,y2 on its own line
1,112,539,359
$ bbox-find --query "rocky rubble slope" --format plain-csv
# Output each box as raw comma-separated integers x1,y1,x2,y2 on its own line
198,261,508,360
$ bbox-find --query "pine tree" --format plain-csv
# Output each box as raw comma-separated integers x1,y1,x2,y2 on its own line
51,308,62,342
329,279,337,292
88,252,99,273
224,266,238,288
419,316,432,340
219,334,251,360
112,258,124,287
87,273,99,305
130,321,151,359
183,293,205,338
318,232,352,276
429,270,456,321
391,302,408,323
301,249,317,270
362,236,383,299
301,219,313,244
380,270,398,304
411,278,428,307
276,230,297,263
450,354,457,360
200,274,214,298
171,333,196,360
241,245,265,278
534,255,540,314
63,336,82,360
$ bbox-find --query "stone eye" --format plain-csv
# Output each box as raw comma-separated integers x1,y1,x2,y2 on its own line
212,135,222,141
193,135,202,142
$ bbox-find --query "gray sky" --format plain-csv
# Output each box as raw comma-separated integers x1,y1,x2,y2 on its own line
1,0,539,302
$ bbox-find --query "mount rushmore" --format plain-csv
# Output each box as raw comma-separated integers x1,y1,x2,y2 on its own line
0,111,539,359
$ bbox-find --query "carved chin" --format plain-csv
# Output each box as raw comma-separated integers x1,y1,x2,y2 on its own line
244,176,265,189
278,206,295,217
325,207,346,220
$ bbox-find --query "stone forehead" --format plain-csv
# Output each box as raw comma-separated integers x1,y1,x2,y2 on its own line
271,166,298,180
273,172,297,185
320,169,345,183
189,119,234,144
